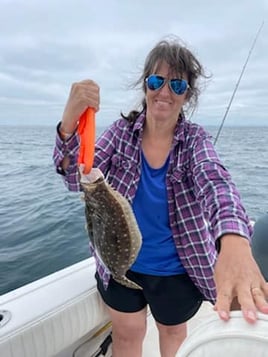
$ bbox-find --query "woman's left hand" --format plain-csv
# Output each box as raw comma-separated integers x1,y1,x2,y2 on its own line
214,234,268,323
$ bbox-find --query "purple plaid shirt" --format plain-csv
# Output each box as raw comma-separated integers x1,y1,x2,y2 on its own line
53,113,252,303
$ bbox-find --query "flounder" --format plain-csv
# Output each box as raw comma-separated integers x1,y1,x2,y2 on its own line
80,167,142,289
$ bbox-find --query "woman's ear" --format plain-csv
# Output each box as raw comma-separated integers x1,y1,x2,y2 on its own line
183,94,189,105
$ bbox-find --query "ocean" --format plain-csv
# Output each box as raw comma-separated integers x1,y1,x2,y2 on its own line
0,125,267,296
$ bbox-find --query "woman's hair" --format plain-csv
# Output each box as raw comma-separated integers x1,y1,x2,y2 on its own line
121,35,210,123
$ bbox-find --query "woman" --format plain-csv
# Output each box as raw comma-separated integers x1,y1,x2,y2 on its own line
53,37,268,357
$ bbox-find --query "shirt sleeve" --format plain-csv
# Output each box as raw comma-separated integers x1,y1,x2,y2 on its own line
190,131,253,244
52,122,81,192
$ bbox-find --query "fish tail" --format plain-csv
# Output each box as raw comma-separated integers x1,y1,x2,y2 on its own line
113,276,142,290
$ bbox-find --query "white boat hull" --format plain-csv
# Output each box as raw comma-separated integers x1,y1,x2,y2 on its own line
0,258,111,357
1,256,268,357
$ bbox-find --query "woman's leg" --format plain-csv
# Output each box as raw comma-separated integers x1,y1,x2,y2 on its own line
143,273,203,357
107,305,147,357
156,321,187,357
95,271,148,356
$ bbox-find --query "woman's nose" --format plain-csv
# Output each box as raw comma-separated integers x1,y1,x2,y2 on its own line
159,80,171,95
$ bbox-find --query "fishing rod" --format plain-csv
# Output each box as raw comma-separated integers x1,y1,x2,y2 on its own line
214,21,264,145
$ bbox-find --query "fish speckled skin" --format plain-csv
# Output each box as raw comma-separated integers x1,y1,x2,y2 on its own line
81,169,142,289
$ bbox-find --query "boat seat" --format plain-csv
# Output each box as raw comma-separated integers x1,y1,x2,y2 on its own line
178,311,268,357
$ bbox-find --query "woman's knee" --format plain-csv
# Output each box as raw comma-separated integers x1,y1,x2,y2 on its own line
107,306,147,341
156,321,187,340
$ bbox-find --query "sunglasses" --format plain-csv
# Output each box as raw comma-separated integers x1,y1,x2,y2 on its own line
145,74,189,95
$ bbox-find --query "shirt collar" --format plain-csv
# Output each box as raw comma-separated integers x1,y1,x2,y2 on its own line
133,111,187,144
133,112,146,132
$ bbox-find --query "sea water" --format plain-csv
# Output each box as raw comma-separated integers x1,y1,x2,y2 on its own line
0,125,267,295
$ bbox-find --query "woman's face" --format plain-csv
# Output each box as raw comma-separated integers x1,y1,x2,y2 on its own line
145,61,188,124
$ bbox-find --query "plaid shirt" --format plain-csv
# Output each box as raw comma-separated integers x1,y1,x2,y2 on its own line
53,113,252,303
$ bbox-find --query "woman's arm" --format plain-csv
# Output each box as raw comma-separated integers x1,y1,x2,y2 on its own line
190,131,268,322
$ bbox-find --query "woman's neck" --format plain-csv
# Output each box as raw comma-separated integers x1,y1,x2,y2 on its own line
141,118,177,168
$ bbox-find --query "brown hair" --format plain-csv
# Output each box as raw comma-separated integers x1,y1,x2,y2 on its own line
121,36,210,123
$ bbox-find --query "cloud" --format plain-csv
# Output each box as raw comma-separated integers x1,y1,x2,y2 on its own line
0,0,267,126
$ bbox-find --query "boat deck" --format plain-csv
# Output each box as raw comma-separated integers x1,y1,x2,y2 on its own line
143,302,214,356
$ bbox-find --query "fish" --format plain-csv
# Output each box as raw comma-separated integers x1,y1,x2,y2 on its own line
80,167,142,289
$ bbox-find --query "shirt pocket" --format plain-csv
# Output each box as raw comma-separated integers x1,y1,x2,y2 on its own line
109,153,135,173
106,153,138,193
170,164,192,184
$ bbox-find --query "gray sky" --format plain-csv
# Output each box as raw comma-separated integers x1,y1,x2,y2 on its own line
0,0,267,127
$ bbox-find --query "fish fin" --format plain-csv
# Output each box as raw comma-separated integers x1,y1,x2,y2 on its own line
113,275,142,290
106,182,115,191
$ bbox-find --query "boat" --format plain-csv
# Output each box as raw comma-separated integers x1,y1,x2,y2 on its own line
1,253,268,357
0,256,218,357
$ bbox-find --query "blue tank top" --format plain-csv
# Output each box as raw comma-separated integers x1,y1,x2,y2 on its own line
131,151,186,275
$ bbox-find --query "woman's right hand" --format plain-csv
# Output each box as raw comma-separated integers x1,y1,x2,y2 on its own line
60,79,100,134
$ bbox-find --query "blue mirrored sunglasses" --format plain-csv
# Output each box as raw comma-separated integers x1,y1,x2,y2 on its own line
145,74,189,95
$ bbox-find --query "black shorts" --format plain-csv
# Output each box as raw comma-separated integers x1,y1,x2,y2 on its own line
95,270,203,325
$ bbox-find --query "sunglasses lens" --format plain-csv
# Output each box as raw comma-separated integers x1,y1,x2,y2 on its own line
146,75,165,91
146,75,188,95
170,79,188,95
